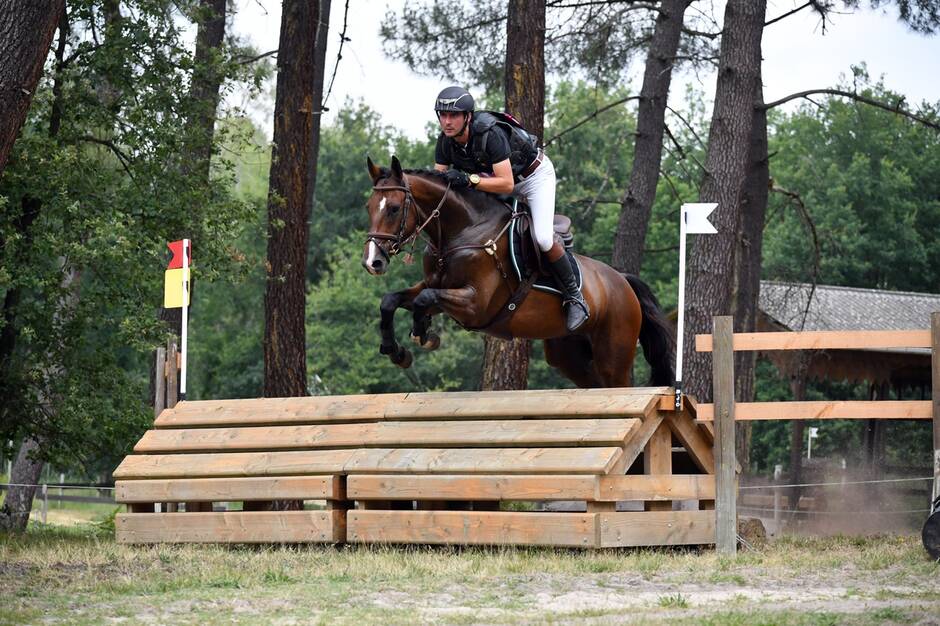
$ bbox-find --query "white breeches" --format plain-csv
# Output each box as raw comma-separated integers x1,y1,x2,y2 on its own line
512,153,556,252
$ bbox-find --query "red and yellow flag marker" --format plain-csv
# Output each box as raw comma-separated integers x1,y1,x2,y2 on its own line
163,239,191,308
163,239,191,398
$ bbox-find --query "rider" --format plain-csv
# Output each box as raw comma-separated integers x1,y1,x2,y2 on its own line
432,85,590,332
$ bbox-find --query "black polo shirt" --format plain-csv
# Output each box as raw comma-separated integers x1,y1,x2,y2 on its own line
434,125,512,175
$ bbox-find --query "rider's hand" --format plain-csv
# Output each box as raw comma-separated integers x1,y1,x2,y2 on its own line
443,169,470,189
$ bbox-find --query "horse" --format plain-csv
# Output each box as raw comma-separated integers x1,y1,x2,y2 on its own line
362,156,675,388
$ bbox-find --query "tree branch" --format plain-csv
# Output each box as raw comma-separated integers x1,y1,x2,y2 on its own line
761,88,940,131
544,95,640,146
237,49,277,65
764,1,813,27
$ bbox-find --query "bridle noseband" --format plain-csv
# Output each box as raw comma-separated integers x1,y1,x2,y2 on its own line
367,176,450,260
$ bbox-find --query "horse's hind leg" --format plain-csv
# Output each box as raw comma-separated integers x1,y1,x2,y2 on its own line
544,336,603,388
588,320,638,388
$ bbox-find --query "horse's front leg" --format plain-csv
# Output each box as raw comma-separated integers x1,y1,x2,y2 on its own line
379,282,425,369
412,285,482,336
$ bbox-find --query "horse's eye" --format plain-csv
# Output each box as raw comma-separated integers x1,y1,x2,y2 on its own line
388,204,401,215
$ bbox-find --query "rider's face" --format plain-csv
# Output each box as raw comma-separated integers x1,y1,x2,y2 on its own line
438,111,469,138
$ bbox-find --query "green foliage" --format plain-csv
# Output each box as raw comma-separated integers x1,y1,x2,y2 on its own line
763,67,940,292
0,0,263,470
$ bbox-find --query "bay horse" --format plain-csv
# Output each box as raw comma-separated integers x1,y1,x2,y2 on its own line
362,156,674,388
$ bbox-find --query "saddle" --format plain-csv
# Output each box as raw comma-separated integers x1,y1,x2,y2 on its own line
506,200,583,295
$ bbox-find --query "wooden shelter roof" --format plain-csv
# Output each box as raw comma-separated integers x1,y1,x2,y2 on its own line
757,281,939,386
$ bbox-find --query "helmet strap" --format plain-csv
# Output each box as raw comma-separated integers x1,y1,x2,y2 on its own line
456,112,470,141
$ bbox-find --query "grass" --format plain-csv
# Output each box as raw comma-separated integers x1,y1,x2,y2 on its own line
1,515,938,625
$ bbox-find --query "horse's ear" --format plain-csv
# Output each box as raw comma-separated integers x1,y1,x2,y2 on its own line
390,155,404,179
367,155,382,183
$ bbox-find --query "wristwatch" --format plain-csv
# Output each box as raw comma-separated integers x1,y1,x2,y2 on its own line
469,173,481,188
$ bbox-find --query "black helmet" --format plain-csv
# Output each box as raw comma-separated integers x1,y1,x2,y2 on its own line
434,86,474,113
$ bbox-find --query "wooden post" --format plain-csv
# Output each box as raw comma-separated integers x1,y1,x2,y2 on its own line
712,316,736,555
931,312,939,511
166,340,178,409
41,483,48,523
154,347,167,418
644,423,673,511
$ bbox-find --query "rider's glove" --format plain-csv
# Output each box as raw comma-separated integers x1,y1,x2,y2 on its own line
444,169,470,189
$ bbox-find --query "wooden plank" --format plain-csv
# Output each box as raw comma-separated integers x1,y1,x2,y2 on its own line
113,449,356,479
134,418,640,453
115,476,342,503
598,510,715,547
644,422,673,512
113,447,622,479
695,329,931,353
665,410,715,474
115,510,342,543
608,414,664,475
932,312,940,509
597,475,715,501
696,400,934,421
345,447,622,475
712,316,737,556
154,388,669,428
348,474,600,501
155,394,405,428
347,510,597,547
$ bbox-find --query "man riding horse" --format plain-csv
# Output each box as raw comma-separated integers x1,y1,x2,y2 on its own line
432,86,589,332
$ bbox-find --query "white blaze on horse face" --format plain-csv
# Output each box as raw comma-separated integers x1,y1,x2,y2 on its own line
378,197,387,212
364,241,384,274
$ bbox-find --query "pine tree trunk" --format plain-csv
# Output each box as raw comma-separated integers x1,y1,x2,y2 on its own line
732,74,769,470
0,439,43,532
263,0,319,398
682,0,766,403
611,0,688,275
480,0,545,392
0,1,64,175
305,0,332,214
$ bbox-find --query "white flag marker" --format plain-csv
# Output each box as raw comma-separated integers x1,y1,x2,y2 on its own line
675,203,718,410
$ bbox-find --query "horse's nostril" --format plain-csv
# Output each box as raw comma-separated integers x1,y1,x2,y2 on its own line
371,259,384,269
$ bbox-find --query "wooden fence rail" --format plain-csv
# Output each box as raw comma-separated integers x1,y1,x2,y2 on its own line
696,312,940,556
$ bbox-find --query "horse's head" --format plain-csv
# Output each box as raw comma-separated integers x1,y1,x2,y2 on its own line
362,155,416,275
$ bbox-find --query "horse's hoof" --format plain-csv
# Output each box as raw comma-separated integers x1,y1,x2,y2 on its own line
410,333,423,347
396,349,413,369
423,332,441,351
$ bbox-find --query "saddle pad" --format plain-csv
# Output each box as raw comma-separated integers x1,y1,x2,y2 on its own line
509,215,583,295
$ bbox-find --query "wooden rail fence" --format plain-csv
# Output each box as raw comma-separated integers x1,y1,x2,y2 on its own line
696,313,940,555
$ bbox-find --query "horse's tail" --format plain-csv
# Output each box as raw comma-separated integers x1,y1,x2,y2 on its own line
623,274,676,387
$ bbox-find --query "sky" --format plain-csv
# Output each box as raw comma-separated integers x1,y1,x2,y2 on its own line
230,0,940,140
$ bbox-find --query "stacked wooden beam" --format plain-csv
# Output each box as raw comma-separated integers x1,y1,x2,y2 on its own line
114,387,717,548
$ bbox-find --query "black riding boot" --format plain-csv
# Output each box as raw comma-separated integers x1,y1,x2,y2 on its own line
549,255,589,332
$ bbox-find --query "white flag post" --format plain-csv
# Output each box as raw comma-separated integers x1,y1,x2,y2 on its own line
675,203,718,410
180,238,190,400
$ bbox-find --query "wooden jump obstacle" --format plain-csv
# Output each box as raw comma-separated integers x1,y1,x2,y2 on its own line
113,386,719,547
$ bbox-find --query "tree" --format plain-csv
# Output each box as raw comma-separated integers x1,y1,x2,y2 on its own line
0,0,258,530
611,0,691,276
480,0,546,391
263,0,320,398
682,0,766,403
0,1,65,176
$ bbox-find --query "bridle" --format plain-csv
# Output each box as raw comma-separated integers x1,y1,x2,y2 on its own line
366,176,450,261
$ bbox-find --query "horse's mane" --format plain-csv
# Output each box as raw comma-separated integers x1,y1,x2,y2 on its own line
376,166,509,214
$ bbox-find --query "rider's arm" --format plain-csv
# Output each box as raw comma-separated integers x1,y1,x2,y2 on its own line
473,159,514,194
